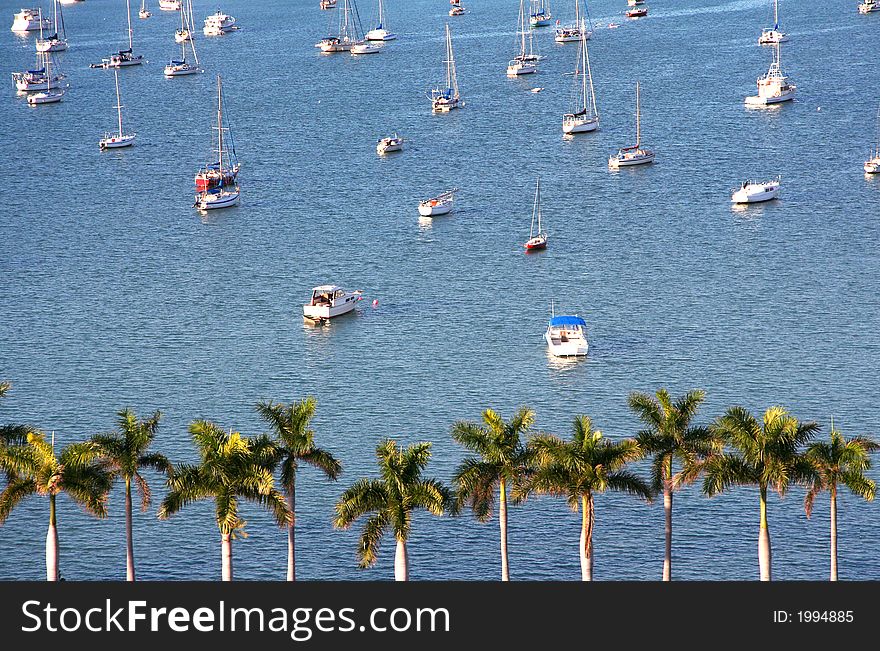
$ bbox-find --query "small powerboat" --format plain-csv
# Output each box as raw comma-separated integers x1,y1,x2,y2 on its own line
303,285,362,322
376,134,403,154
545,315,589,357
730,178,780,203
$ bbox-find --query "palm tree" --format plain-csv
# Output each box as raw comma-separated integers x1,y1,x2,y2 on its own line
91,408,171,581
804,424,878,581
0,381,30,448
451,407,535,581
334,439,448,581
628,388,716,581
0,431,112,581
158,421,291,581
703,406,819,581
518,416,653,580
256,397,342,581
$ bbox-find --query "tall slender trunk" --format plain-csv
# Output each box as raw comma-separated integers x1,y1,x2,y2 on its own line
758,488,772,581
499,479,510,581
829,485,838,582
579,494,594,581
46,493,58,582
287,484,296,581
221,532,233,581
663,458,673,581
394,537,408,581
125,477,135,581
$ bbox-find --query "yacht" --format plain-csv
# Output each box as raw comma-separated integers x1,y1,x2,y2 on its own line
745,42,795,106
418,188,458,216
321,0,338,8
36,1,67,52
376,134,403,154
203,10,236,35
139,0,151,18
158,0,181,10
351,41,381,54
529,0,552,27
545,314,589,357
508,0,537,76
316,0,356,51
758,0,788,44
625,5,648,17
13,52,68,91
609,81,654,168
731,178,780,203
25,51,63,104
195,186,240,210
523,177,547,251
365,0,396,40
99,68,136,149
555,0,591,42
430,24,462,111
562,29,598,133
303,286,363,322
11,8,51,31
194,75,241,206
858,1,879,13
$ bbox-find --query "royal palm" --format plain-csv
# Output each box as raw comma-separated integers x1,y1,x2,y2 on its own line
158,421,290,581
520,416,652,580
804,425,877,581
257,397,342,581
0,381,30,448
628,388,715,580
334,439,448,581
452,407,535,581
91,408,171,581
704,406,818,581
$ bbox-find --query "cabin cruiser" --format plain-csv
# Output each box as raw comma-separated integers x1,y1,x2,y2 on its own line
545,315,589,357
730,178,780,203
203,10,235,35
303,285,363,321
376,134,403,154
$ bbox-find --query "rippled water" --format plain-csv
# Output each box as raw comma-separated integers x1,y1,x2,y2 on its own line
1,0,879,581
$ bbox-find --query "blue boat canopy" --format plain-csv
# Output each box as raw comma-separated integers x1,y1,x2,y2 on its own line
550,316,586,327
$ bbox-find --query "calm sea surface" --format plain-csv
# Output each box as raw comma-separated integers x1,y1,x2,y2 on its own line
1,0,879,581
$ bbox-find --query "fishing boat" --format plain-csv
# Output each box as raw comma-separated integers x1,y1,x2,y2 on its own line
11,8,51,31
26,51,63,104
730,178,780,203
430,24,462,111
545,311,589,357
92,0,144,68
858,1,879,13
13,50,68,91
530,0,552,26
625,5,647,17
36,1,67,51
194,75,241,202
365,0,396,40
555,0,591,42
321,0,337,8
158,0,180,10
165,0,201,76
562,29,598,133
759,0,788,44
99,69,136,149
524,178,547,251
316,0,357,51
203,10,236,35
303,286,362,322
745,41,795,106
377,134,403,154
508,0,538,76
609,81,654,168
418,188,458,216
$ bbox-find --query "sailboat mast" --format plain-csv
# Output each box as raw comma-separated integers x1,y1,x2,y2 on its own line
379,0,384,27
217,76,224,172
188,0,199,64
536,177,542,233
635,81,641,148
575,0,580,26
52,0,57,37
126,0,134,50
584,34,597,116
519,0,527,55
774,0,778,28
114,69,123,136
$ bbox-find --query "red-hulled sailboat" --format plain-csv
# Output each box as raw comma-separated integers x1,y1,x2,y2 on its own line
194,76,240,191
523,177,548,252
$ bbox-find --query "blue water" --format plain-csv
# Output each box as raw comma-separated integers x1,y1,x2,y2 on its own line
1,0,879,581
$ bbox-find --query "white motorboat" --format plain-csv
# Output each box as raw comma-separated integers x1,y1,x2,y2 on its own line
195,186,240,210
203,10,235,35
92,0,144,68
321,0,338,8
745,42,795,106
529,0,552,27
317,0,356,51
100,68,136,149
35,1,67,52
730,178,780,203
430,24,463,111
351,40,381,54
376,134,403,154
303,286,363,321
11,8,51,31
758,0,788,44
418,188,458,216
139,0,151,18
562,29,598,134
524,177,548,251
166,0,201,75
555,0,592,42
627,0,645,5
609,81,654,168
158,0,180,10
858,1,880,13
365,0,396,40
545,314,589,357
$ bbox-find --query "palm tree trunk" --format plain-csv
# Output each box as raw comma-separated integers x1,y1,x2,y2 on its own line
125,477,135,581
663,471,673,581
579,494,594,581
499,478,510,582
221,532,233,581
394,537,408,581
830,485,838,582
46,493,58,582
759,488,772,581
287,486,296,581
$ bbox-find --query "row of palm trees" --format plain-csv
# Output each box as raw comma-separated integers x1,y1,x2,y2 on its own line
0,381,876,582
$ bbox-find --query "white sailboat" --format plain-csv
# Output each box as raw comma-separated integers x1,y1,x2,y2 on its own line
158,0,181,10
316,0,357,51
195,76,240,211
418,188,458,216
524,177,548,251
430,24,462,111
865,106,880,174
365,0,396,40
93,0,144,68
175,0,194,41
508,0,537,76
26,51,63,104
529,0,553,27
555,0,591,43
609,81,654,168
13,49,68,91
139,0,151,18
745,41,795,106
562,29,598,133
99,69,136,149
759,0,788,44
166,0,201,75
377,133,403,154
36,1,67,52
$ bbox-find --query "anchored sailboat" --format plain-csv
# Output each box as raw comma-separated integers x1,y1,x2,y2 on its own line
745,40,795,106
139,0,151,18
562,29,598,133
524,178,548,251
430,24,462,111
365,0,396,40
99,69,136,149
865,105,880,174
92,0,144,68
26,52,64,104
316,0,357,51
555,0,591,43
175,0,195,41
609,81,654,168
166,0,202,75
759,0,788,44
508,0,538,76
36,1,67,52
13,49,68,92
194,75,241,209
530,0,553,27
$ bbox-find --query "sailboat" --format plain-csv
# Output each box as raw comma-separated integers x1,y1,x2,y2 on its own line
139,0,151,18
36,1,67,52
562,29,598,133
865,106,880,174
508,0,537,76
365,0,396,40
158,0,181,10
530,0,553,27
608,81,654,168
194,76,241,209
316,0,357,51
99,69,136,149
166,1,201,74
13,49,68,91
524,178,547,251
555,0,591,42
745,41,795,106
430,24,462,111
175,0,195,41
92,0,144,68
759,0,788,44
26,51,64,104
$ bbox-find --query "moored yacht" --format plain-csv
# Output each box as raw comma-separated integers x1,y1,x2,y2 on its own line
316,0,356,51
365,0,396,40
555,0,591,42
562,29,598,133
92,0,144,68
203,10,236,35
11,8,51,31
376,134,403,154
158,0,181,10
194,75,241,207
25,51,63,104
609,81,654,168
745,41,795,106
529,0,552,27
545,314,589,357
508,0,538,76
730,177,780,203
758,0,788,44
858,1,879,13
13,51,68,91
524,177,547,251
35,1,67,52
430,24,462,111
303,286,363,322
99,68,136,149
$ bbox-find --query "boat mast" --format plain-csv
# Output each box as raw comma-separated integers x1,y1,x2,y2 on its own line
535,177,542,234
188,0,199,64
217,76,224,174
179,2,186,60
518,0,527,56
773,0,778,29
446,24,458,98
126,0,134,50
575,0,580,29
38,6,44,40
114,68,124,136
635,81,641,148
378,0,384,28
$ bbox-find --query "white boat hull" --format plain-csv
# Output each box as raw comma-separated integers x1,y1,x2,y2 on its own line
563,116,599,133
36,39,67,52
197,191,240,210
545,331,588,357
27,91,63,104
351,43,381,54
745,89,795,105
731,185,779,203
11,17,51,32
864,158,880,174
159,0,181,10
365,28,396,41
14,76,67,92
303,300,357,320
377,143,402,154
609,151,655,168
507,62,537,76
100,134,136,149
164,63,202,76
418,202,452,216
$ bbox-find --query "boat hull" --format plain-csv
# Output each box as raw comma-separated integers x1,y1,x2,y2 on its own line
303,301,356,320
100,135,136,149
27,91,63,105
731,186,779,203
609,151,655,168
562,117,599,134
377,142,402,154
36,39,68,52
745,90,795,105
545,331,588,357
164,64,202,76
864,158,880,174
418,203,452,216
365,28,396,41
196,191,240,210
